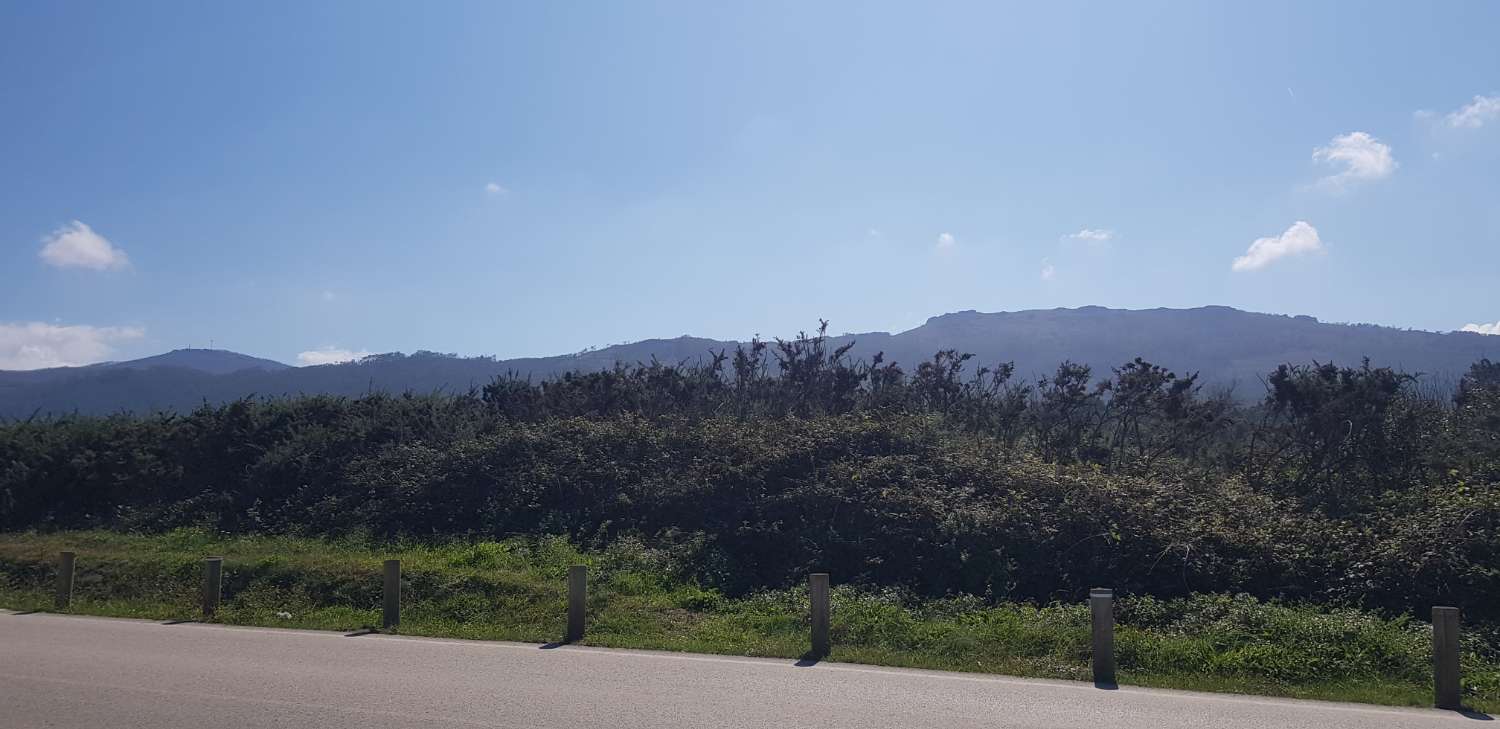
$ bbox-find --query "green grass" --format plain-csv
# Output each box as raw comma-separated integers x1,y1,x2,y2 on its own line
2,529,1495,712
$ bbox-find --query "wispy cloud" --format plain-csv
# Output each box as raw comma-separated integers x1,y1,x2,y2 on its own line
1232,221,1323,272
1462,321,1500,336
936,232,955,250
1064,228,1114,243
485,181,509,196
1040,259,1056,281
1444,95,1500,129
0,321,144,370
1312,132,1395,190
38,221,130,270
297,347,374,366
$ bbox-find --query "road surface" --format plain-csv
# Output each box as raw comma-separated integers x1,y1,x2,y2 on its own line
0,611,1480,728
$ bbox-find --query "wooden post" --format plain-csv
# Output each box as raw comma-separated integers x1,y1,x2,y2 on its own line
810,573,831,658
382,559,401,630
1433,606,1461,710
201,557,223,617
566,565,587,643
1090,588,1116,686
54,551,76,610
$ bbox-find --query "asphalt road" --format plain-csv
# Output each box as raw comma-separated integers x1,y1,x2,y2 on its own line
0,611,1481,728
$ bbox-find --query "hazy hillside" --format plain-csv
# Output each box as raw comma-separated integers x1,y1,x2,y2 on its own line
850,307,1500,393
104,348,291,375
2,306,1497,418
0,349,288,388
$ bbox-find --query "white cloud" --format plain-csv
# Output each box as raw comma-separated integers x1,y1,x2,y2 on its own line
936,232,955,250
1312,132,1395,190
485,181,509,196
1066,228,1114,242
297,347,374,366
1040,259,1056,281
1461,321,1500,336
0,322,144,370
38,221,130,270
1232,221,1324,272
1445,95,1500,129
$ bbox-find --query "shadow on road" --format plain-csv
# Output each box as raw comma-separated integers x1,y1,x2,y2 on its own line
1455,708,1493,721
161,619,197,625
793,652,822,668
539,641,571,650
344,628,379,637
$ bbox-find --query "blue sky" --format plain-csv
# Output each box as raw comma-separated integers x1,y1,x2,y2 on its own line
3,1,1498,368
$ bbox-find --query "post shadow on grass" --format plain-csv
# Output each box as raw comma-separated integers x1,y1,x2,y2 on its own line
538,566,593,648
534,565,591,650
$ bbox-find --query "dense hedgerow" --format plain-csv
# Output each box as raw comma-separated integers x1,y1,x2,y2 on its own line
1,329,1497,620
2,413,1498,619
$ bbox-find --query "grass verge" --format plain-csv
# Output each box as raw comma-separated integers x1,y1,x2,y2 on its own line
1,529,1495,712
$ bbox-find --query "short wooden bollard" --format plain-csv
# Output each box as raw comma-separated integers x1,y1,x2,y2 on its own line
382,559,401,630
566,565,587,643
54,551,76,610
1090,588,1116,686
809,573,831,658
201,557,224,617
1433,606,1461,710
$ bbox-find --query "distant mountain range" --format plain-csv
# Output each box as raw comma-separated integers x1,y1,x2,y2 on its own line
3,306,1498,418
0,349,289,387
